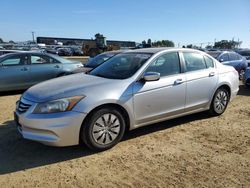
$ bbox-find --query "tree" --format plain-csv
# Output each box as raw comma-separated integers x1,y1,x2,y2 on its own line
147,39,152,45
205,45,213,49
0,38,3,43
142,40,146,45
9,40,15,44
153,40,174,47
213,40,242,49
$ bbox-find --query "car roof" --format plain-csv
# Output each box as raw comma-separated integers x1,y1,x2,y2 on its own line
101,49,130,55
0,50,27,53
123,47,207,54
0,51,51,57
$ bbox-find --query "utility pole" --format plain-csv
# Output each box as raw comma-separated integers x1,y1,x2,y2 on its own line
31,31,35,43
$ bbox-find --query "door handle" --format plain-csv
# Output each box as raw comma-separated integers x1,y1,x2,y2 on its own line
20,67,28,71
54,65,60,68
174,79,184,85
209,72,215,77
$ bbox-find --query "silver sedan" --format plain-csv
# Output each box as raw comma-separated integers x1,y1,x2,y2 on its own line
15,48,239,151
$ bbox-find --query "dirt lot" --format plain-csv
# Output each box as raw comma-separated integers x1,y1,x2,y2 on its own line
0,86,249,188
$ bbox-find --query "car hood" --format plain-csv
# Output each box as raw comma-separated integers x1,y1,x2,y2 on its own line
22,73,126,103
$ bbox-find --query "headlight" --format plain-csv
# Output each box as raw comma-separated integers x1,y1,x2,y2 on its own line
33,96,84,114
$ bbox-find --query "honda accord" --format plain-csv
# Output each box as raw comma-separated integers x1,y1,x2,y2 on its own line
15,48,239,151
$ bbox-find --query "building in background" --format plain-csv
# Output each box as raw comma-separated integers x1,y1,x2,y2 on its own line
37,36,136,48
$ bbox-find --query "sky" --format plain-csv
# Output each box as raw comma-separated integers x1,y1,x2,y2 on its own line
0,0,250,47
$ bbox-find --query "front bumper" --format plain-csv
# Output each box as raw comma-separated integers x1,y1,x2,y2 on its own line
15,101,87,147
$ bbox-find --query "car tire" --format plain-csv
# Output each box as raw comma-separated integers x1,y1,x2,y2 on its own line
81,107,126,151
209,88,229,116
239,69,245,80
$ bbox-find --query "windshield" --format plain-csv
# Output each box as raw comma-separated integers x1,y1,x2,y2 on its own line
90,53,152,79
85,53,116,68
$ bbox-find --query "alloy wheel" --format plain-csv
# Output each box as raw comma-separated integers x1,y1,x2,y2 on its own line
92,113,121,145
213,90,228,114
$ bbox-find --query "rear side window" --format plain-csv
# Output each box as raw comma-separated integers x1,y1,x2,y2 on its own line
183,52,207,72
204,56,214,68
235,54,242,60
229,53,238,61
31,55,48,64
30,55,59,64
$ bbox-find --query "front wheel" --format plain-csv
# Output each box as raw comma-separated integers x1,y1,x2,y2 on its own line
209,88,229,116
81,107,126,151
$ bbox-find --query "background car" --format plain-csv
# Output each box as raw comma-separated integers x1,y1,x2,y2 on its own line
15,48,239,151
207,50,247,79
0,52,83,92
69,47,83,56
83,50,129,72
243,67,250,88
57,48,73,56
237,49,250,67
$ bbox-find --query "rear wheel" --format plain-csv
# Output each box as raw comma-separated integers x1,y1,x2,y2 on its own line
209,88,229,116
239,69,245,80
81,107,126,151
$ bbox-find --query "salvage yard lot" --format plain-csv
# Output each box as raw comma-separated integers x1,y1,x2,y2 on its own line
0,85,249,187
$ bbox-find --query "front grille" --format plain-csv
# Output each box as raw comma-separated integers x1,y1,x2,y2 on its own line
17,99,32,113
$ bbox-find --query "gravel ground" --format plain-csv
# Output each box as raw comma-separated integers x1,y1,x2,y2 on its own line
0,85,249,188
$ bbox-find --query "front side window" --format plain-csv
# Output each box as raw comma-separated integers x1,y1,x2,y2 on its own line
220,53,229,62
183,52,207,72
0,55,23,66
146,52,180,77
90,53,152,79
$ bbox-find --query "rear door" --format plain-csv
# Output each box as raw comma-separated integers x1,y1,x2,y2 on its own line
0,54,30,91
28,54,63,85
181,52,218,111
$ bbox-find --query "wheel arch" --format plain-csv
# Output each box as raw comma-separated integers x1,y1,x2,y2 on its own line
216,84,231,99
79,103,130,143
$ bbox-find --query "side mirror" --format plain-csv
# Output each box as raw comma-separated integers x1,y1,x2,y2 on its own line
219,58,224,62
143,72,160,82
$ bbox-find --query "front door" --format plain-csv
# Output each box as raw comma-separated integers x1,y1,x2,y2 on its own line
28,54,62,85
133,52,186,126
